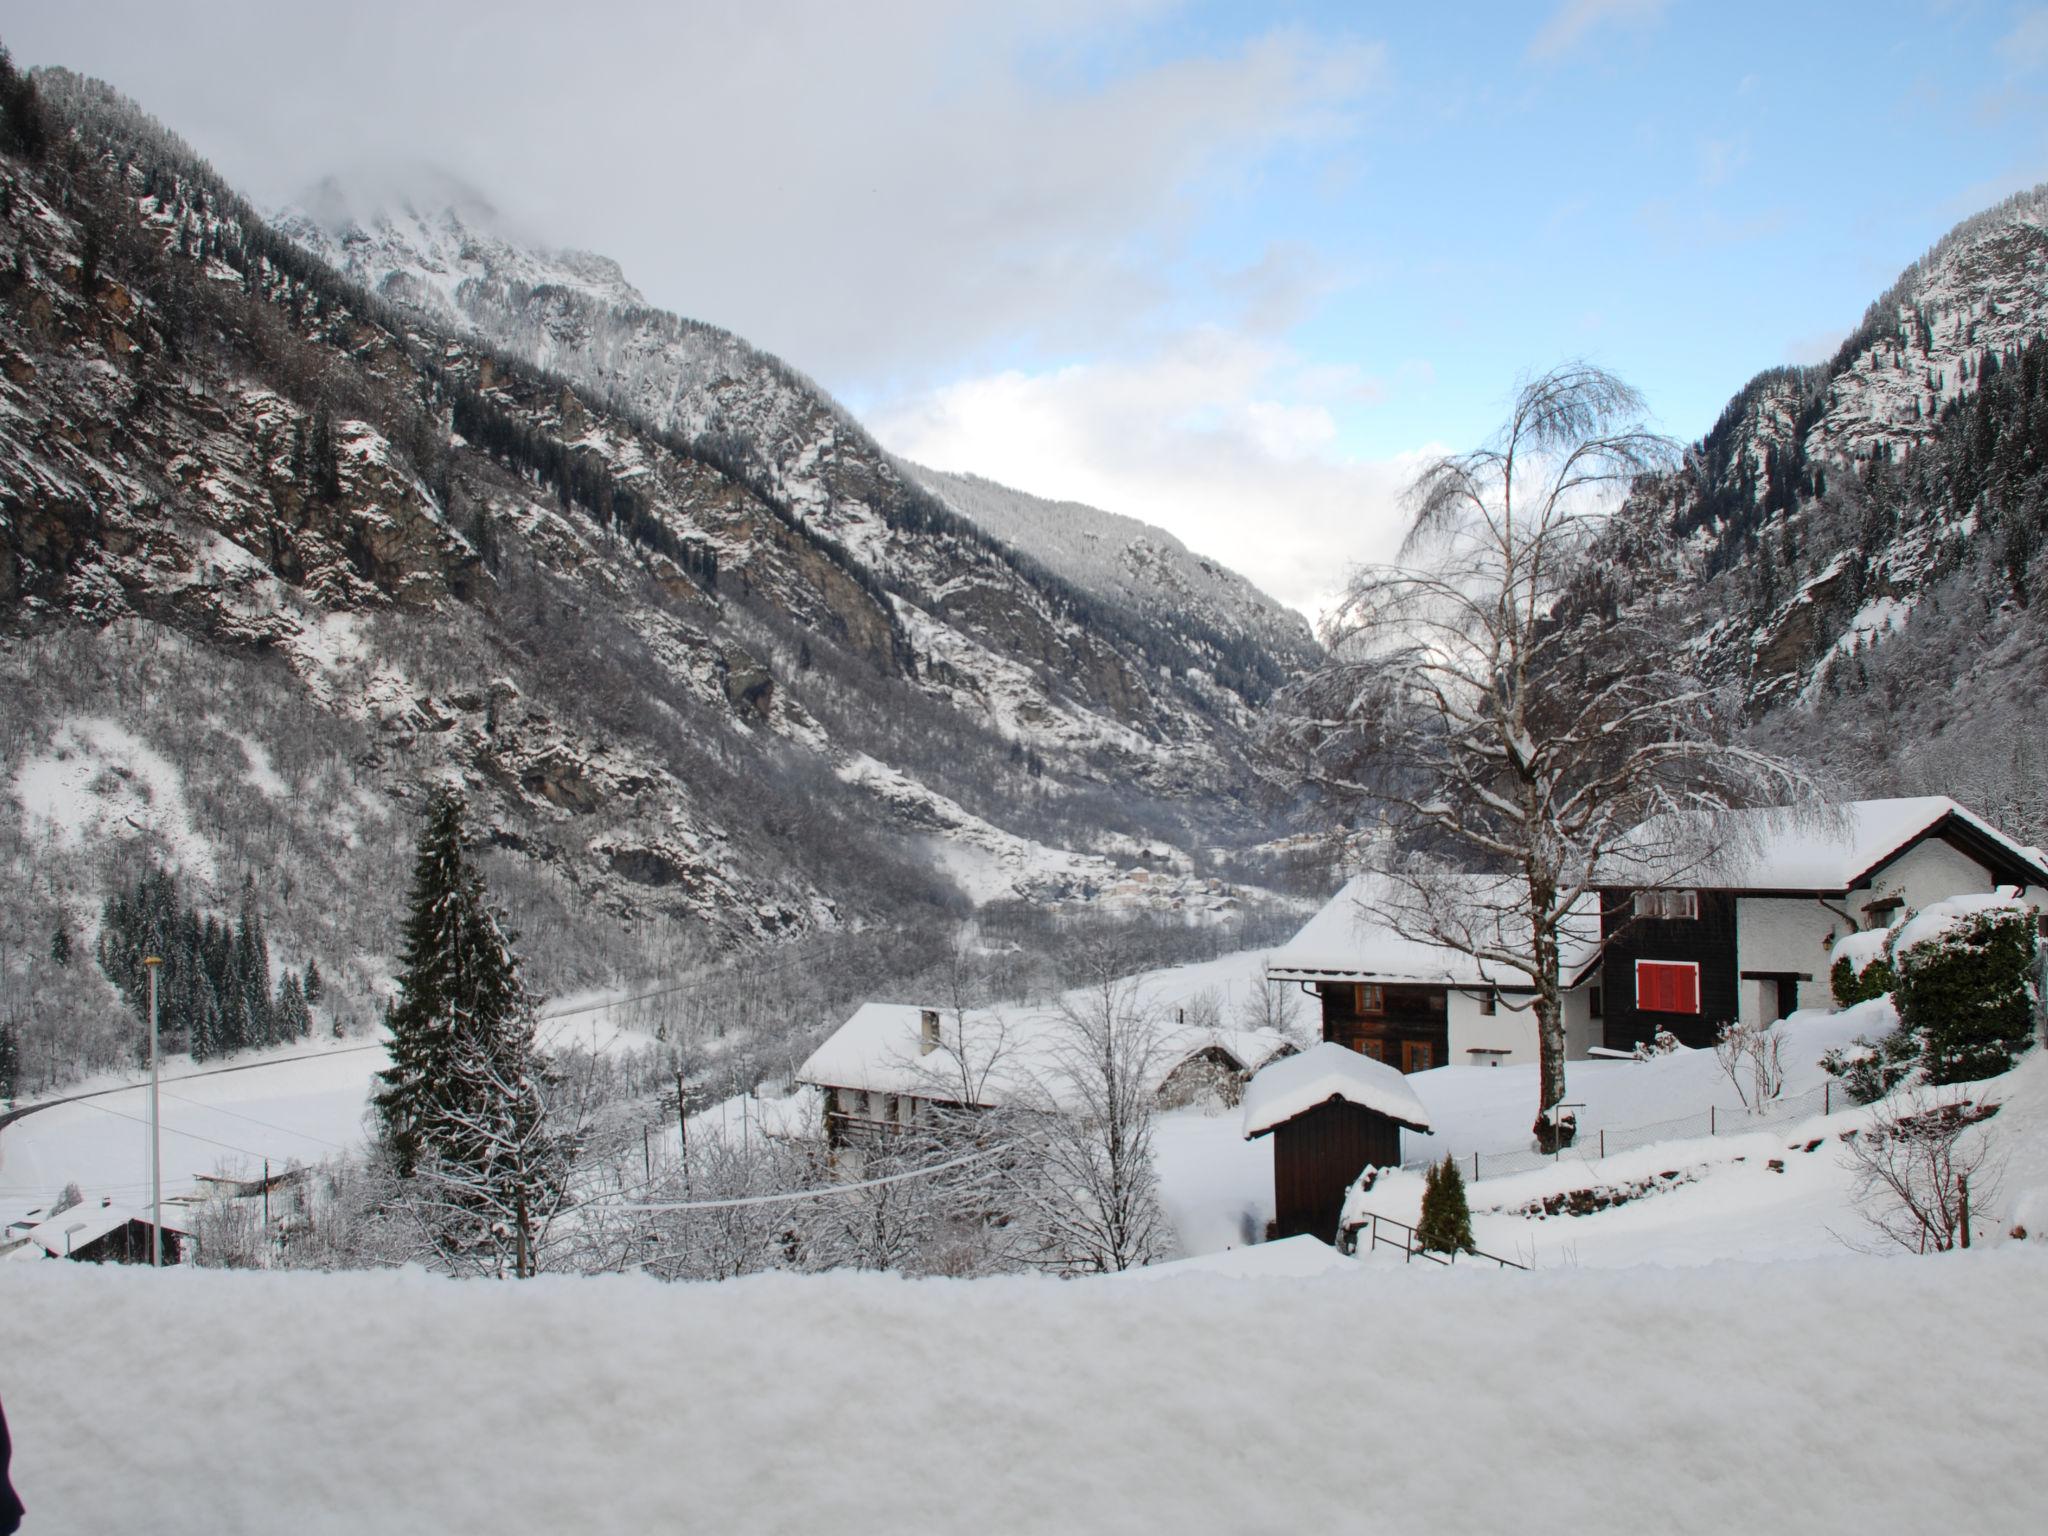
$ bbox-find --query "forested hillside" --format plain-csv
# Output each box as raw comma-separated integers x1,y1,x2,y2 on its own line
1618,185,2048,839
0,56,1309,1096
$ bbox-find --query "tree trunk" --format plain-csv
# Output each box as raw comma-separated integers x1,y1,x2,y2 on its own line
1535,984,1566,1115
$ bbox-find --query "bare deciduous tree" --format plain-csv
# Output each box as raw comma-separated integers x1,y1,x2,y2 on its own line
1713,1017,1786,1112
1265,363,1808,1132
1843,1093,2003,1254
1000,950,1173,1274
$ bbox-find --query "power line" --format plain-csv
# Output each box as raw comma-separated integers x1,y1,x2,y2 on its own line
156,1088,348,1150
70,1094,278,1163
621,1144,1003,1213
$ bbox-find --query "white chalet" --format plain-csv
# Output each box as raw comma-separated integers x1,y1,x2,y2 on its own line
1269,797,2048,1071
797,1001,1295,1144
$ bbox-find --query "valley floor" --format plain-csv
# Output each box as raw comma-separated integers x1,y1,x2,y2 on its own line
2,1249,2042,1535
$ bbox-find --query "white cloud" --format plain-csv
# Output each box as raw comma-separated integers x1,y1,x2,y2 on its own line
872,330,1433,624
1527,0,1669,63
4,2,1385,386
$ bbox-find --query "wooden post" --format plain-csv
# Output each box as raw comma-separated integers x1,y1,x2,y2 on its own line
263,1158,271,1231
1959,1174,1970,1251
515,1187,531,1279
1710,1105,1716,1136
643,1125,652,1183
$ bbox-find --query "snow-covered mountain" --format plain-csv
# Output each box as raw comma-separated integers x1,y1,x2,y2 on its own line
1621,184,2048,834
0,70,1313,1095
906,465,1317,670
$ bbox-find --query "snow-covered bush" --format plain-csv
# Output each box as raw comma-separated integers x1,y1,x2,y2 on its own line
1893,897,2037,1085
1831,925,1897,1007
1630,1028,1683,1062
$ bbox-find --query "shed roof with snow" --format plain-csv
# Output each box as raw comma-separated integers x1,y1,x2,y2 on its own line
1241,1043,1433,1140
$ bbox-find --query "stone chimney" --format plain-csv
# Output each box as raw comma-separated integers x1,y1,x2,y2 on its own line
920,1008,940,1056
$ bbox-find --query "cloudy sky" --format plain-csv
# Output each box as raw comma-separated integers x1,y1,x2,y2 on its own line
7,1,2047,618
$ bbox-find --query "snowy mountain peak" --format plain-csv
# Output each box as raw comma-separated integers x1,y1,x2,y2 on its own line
279,167,645,323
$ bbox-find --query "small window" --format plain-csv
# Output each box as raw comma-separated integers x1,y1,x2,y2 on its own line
1635,960,1701,1014
1401,1040,1436,1074
1356,983,1385,1013
1477,990,1497,1017
1632,889,1699,920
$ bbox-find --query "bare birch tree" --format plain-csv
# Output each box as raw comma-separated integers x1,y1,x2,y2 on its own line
1265,364,1807,1135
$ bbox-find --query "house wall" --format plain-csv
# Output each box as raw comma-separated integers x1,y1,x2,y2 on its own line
1438,984,1599,1067
1733,897,1840,1023
1855,838,1995,913
1600,889,1740,1051
1317,983,1448,1073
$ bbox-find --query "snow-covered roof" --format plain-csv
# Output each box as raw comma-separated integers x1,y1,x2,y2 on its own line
796,999,1294,1110
1265,873,1602,986
20,1199,190,1259
1241,1043,1432,1139
1604,797,2048,893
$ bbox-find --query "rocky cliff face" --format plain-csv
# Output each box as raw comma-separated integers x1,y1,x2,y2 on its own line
0,68,1311,1089
1623,184,2048,834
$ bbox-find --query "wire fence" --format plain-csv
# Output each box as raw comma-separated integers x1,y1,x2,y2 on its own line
1400,1077,1849,1183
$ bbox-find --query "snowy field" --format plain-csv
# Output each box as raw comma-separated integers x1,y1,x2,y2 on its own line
0,1041,387,1216
2,1251,2043,1535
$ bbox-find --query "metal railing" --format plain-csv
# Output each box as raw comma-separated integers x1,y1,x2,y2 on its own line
1340,1209,1527,1270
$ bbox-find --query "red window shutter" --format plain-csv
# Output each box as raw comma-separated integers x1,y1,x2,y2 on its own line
1636,961,1699,1014
1673,965,1698,1014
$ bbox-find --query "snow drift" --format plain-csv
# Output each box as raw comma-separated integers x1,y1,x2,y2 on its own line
2,1253,2043,1535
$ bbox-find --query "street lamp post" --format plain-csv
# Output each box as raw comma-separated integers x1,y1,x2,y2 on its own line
143,954,163,1267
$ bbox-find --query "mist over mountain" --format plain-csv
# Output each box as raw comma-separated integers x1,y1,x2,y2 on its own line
0,70,1315,1095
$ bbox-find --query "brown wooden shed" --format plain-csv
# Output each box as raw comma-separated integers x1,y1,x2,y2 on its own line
1242,1043,1433,1246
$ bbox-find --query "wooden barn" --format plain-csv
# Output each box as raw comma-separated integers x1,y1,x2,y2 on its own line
1242,1043,1432,1245
15,1198,189,1265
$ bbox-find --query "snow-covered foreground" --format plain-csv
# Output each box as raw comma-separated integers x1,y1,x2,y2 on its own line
3,1252,2043,1535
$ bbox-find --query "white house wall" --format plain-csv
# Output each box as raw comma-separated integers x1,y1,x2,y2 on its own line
1444,986,1599,1068
1733,897,1840,1024
1859,838,1998,915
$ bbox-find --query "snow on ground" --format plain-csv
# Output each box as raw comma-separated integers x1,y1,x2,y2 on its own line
1396,1006,1874,1164
2,1251,2042,1535
1151,1103,1272,1254
0,1040,386,1218
9,715,218,882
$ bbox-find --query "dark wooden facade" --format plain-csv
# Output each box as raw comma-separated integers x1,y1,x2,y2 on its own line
62,1218,185,1266
1264,1097,1405,1245
1598,888,1739,1051
1317,982,1448,1073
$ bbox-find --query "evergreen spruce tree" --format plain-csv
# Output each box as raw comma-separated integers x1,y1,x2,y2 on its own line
49,921,71,968
302,958,324,1006
377,785,568,1276
0,1022,19,1103
1417,1154,1476,1256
